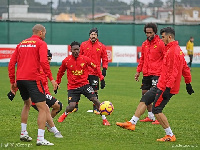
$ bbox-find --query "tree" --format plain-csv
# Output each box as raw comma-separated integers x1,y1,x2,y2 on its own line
148,0,163,7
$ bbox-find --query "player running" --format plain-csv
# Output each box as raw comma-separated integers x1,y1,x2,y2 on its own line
57,41,110,125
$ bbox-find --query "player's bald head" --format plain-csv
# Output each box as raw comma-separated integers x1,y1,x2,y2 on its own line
32,24,46,34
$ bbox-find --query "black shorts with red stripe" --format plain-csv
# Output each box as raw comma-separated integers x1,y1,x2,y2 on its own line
140,86,174,114
140,75,159,90
17,80,46,103
68,84,96,103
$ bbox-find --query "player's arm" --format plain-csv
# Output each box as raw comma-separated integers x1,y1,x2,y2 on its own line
8,45,19,94
101,44,108,77
135,44,144,81
165,50,180,89
39,42,54,81
39,42,57,91
182,58,194,95
56,59,67,85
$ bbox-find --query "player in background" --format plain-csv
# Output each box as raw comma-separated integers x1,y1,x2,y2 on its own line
135,23,166,124
8,24,58,146
31,50,63,138
186,37,194,69
57,41,110,126
116,27,194,142
73,28,108,114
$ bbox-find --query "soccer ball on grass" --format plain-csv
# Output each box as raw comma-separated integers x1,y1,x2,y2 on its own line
99,101,114,115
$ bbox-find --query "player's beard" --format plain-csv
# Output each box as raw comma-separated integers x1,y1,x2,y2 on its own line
90,37,97,43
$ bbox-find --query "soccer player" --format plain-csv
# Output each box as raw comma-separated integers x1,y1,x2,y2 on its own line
31,50,63,138
74,28,108,114
57,41,110,126
8,24,58,146
135,23,165,124
116,27,194,142
186,37,194,69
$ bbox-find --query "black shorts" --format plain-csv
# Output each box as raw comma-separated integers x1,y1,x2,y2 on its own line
141,76,159,90
32,94,57,110
88,75,99,91
68,84,96,103
140,87,174,113
17,80,46,103
45,94,57,108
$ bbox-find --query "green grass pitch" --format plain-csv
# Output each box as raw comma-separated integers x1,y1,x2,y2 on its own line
0,66,199,149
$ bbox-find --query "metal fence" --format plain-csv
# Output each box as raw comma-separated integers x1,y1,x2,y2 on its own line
1,0,200,24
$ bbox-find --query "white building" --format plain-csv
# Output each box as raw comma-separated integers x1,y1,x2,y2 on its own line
2,5,51,21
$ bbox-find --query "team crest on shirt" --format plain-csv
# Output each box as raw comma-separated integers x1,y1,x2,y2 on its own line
180,51,183,55
68,97,72,101
80,63,85,67
91,62,96,67
154,45,157,48
96,48,100,51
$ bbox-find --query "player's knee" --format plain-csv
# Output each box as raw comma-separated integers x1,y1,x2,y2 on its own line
56,101,63,114
152,106,162,114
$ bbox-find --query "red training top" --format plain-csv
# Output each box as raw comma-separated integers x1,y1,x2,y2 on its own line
56,55,104,90
157,41,191,94
137,35,166,76
80,39,108,76
8,35,53,84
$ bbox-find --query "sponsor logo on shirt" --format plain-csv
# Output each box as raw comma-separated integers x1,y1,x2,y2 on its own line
91,62,96,67
72,70,83,75
80,63,85,67
21,40,36,44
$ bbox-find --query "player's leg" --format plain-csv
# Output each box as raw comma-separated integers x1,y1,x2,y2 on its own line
152,89,176,142
88,75,100,114
140,76,155,122
30,80,54,145
17,80,32,142
45,94,63,118
82,84,110,125
58,89,80,122
116,87,157,130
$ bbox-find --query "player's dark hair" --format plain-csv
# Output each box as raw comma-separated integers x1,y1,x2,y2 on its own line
89,28,98,36
160,27,175,38
144,23,157,34
70,41,80,47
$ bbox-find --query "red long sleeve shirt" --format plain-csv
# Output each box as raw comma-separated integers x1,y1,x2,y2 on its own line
56,55,104,90
8,35,53,84
137,35,166,76
157,41,191,94
40,67,51,95
80,39,108,76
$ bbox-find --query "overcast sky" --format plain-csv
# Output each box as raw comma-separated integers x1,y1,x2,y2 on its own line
35,0,168,8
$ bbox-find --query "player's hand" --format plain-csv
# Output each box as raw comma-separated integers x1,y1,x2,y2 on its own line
135,72,140,82
186,83,194,95
51,80,58,91
10,83,17,95
101,79,106,89
102,68,107,77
